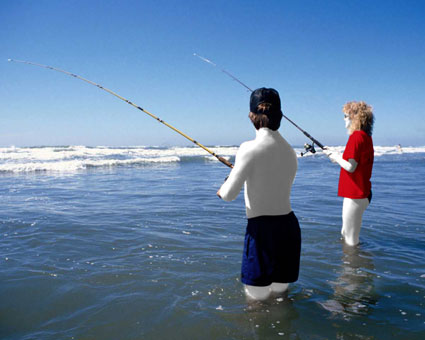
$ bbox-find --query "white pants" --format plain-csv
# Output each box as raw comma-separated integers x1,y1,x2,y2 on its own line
244,283,289,301
342,197,369,246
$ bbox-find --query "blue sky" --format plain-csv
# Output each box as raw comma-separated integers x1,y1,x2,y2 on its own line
1,0,424,147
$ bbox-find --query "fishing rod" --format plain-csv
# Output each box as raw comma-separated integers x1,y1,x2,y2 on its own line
194,53,325,156
8,58,233,168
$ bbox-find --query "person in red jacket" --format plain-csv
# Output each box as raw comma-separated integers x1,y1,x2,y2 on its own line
324,101,375,246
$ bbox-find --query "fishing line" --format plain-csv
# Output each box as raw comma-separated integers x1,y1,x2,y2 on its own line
8,58,233,168
194,53,325,155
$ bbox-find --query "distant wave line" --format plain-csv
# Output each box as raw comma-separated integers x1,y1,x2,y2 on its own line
0,145,424,173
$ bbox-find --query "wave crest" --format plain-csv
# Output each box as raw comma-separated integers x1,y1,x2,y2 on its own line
0,145,423,173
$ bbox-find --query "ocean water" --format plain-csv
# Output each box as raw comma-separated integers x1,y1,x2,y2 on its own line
1,145,424,340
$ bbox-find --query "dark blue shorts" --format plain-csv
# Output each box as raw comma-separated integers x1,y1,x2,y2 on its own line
241,212,301,287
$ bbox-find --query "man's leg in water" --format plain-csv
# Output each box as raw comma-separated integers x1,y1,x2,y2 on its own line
244,283,289,300
270,282,289,293
244,285,271,300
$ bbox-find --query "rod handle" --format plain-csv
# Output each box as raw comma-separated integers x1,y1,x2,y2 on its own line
217,156,234,168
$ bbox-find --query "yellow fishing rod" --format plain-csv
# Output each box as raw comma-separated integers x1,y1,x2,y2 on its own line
8,58,234,168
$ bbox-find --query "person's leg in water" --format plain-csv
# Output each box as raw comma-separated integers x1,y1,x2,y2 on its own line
244,284,271,300
342,197,369,246
270,282,289,293
244,283,289,300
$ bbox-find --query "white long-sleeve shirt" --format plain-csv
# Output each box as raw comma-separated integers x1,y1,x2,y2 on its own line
219,128,298,218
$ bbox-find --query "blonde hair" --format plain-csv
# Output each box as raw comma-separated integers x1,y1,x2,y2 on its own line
343,101,374,136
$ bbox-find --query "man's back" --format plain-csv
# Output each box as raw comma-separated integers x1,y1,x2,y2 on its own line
219,127,297,218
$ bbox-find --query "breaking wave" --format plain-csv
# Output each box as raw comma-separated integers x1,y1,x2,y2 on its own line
0,145,423,173
0,146,237,173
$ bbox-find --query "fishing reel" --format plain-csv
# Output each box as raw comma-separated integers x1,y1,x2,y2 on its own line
301,142,316,156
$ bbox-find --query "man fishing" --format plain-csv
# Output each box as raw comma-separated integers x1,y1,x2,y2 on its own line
217,88,301,301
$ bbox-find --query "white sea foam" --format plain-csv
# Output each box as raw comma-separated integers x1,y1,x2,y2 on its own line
0,150,180,173
315,145,425,156
0,145,423,173
0,146,238,162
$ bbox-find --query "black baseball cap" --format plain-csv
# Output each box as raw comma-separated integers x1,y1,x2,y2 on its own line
250,88,282,115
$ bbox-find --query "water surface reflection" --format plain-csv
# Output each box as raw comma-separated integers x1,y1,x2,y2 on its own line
320,243,379,320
